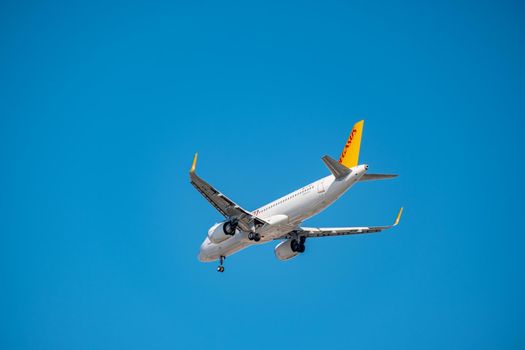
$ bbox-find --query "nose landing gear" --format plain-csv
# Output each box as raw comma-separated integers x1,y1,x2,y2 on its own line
217,256,226,273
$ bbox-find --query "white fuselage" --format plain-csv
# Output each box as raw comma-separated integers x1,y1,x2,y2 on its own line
198,164,368,262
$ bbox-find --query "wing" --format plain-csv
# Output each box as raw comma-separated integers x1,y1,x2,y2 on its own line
189,153,266,232
282,207,403,239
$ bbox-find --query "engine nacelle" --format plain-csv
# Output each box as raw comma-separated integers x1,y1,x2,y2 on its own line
274,239,300,261
207,221,237,244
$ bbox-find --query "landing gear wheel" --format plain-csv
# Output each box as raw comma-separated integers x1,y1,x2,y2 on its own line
223,221,236,235
291,239,299,252
217,256,225,273
298,237,306,252
291,238,306,253
248,232,254,240
253,233,261,242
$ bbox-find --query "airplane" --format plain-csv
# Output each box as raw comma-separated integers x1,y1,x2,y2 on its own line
190,120,402,272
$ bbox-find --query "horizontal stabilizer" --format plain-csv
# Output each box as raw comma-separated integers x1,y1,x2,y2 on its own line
322,155,351,179
359,173,398,182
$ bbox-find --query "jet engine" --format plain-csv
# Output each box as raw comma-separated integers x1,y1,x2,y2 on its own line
274,239,299,261
207,220,237,244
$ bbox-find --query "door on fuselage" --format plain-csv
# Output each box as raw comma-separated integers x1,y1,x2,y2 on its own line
317,181,325,193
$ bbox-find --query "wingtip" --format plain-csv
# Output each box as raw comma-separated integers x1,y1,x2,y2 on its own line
394,207,403,226
190,152,198,173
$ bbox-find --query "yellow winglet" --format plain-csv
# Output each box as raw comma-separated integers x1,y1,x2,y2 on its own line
190,152,198,173
394,207,403,226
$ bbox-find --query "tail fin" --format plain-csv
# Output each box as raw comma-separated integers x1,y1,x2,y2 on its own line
339,120,364,168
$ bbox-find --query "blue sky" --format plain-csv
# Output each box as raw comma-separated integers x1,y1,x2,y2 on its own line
1,0,524,349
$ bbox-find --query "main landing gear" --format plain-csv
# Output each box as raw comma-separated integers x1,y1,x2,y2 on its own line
217,256,225,273
248,232,261,242
291,236,306,253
